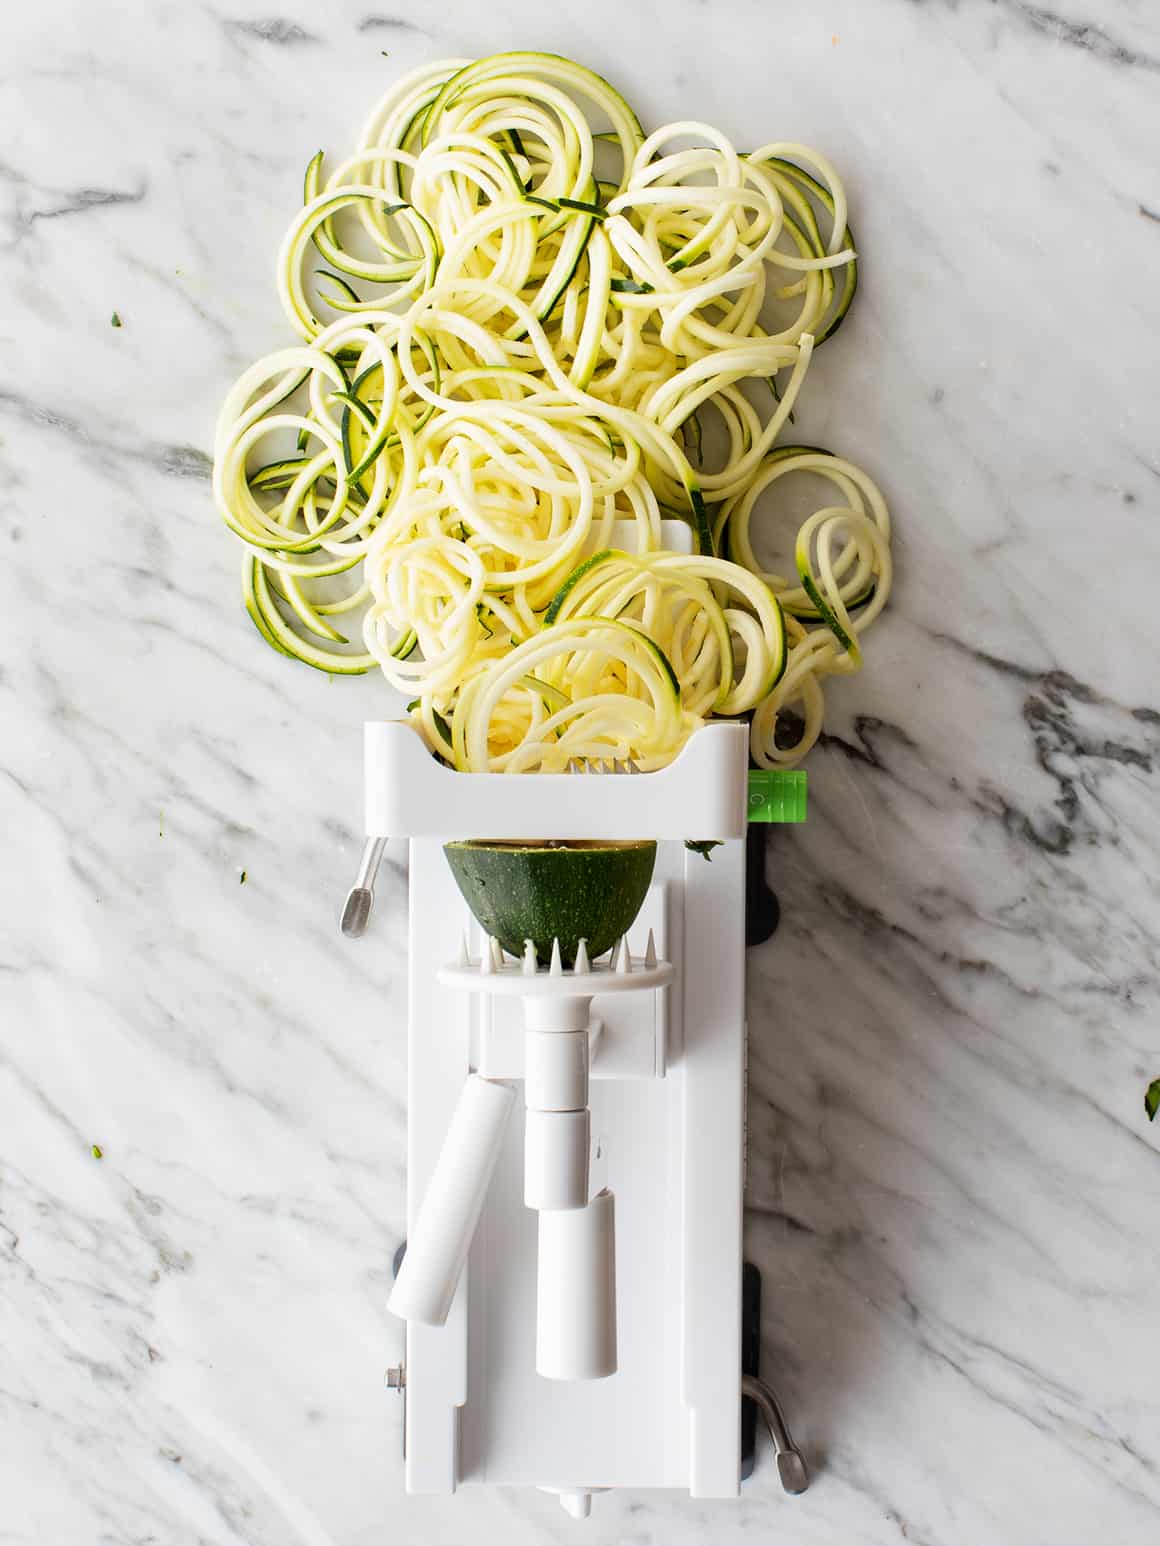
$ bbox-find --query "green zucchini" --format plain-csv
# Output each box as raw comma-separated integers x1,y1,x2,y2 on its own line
443,839,657,965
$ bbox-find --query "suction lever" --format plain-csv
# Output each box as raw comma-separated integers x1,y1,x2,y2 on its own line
744,771,806,947
741,1373,810,1494
341,836,386,938
745,825,780,947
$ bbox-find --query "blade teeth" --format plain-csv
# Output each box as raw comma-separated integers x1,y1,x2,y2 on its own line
549,938,563,976
645,928,657,969
573,938,590,975
522,939,538,976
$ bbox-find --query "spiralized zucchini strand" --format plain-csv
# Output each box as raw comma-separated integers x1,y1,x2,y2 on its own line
214,51,892,769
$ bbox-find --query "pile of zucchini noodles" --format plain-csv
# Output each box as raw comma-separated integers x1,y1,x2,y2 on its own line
214,52,892,771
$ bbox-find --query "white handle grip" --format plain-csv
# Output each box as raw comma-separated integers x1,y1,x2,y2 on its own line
388,1074,515,1326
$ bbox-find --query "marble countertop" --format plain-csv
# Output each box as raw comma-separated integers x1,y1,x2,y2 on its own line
4,1,1160,1541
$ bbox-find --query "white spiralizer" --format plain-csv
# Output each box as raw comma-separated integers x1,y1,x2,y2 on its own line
351,718,808,1519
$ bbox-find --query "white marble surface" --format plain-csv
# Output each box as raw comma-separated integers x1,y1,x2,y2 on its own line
4,0,1160,1541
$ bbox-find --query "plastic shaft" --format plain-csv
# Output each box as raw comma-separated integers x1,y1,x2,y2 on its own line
525,1109,590,1210
536,1189,618,1380
523,995,592,1212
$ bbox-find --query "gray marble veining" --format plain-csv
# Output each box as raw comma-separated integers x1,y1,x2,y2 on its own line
2,1,1159,1542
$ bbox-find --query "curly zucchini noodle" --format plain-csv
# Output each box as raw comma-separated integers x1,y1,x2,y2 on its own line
214,51,892,771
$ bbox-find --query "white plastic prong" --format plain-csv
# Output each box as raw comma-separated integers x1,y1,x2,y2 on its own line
567,758,583,774
458,932,471,968
490,936,505,971
621,938,633,974
549,938,563,976
574,938,590,975
645,928,657,969
481,936,495,976
522,939,538,976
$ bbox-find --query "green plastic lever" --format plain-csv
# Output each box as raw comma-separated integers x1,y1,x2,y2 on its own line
747,769,807,824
